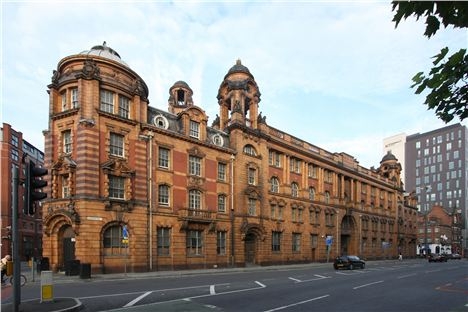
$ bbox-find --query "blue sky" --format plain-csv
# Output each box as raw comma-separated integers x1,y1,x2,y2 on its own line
1,1,466,169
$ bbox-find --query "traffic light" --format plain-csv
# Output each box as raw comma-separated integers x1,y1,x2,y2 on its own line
24,161,48,215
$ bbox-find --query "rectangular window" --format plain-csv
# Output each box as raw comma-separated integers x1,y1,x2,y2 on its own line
100,89,114,113
63,130,72,154
61,91,67,111
186,230,203,255
189,120,200,139
248,168,256,185
292,233,301,252
71,88,79,108
311,234,318,249
110,133,124,157
157,227,171,256
248,198,256,216
109,175,125,199
272,231,281,252
218,163,226,181
118,95,130,119
158,147,170,168
158,185,169,206
218,195,226,212
217,231,226,255
189,155,201,176
269,150,282,167
189,190,201,210
62,176,70,198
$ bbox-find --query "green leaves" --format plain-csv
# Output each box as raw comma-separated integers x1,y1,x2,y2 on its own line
392,1,468,123
410,48,468,123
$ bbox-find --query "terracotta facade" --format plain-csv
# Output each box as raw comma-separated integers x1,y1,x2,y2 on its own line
42,43,417,273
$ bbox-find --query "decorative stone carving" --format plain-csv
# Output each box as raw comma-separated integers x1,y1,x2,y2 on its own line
80,59,101,80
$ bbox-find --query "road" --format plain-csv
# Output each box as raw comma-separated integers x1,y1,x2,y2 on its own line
3,259,468,312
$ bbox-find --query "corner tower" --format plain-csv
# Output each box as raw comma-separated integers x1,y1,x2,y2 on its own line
378,151,403,189
216,60,261,130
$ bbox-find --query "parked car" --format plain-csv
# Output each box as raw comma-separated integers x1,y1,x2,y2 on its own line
428,253,447,262
333,255,365,270
449,253,462,260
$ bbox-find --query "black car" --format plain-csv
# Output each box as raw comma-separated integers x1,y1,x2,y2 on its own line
333,255,365,270
428,253,447,262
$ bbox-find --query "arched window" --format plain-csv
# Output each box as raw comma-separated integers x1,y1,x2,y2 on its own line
309,187,315,201
103,224,125,255
243,144,257,156
325,191,330,204
291,182,299,197
270,177,279,193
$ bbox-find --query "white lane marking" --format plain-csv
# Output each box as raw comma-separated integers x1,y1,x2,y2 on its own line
314,274,328,279
353,280,384,290
255,281,266,288
263,294,330,312
78,283,229,300
397,273,417,279
210,285,216,295
124,291,152,307
289,277,302,282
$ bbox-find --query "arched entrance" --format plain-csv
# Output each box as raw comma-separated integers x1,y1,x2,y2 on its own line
340,215,357,255
244,233,257,265
61,225,76,269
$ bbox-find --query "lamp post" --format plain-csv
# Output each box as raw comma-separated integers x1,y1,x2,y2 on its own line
139,131,154,271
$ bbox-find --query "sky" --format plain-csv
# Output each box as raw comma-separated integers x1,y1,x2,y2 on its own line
1,0,467,169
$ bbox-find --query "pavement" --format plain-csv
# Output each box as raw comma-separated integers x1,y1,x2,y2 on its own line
0,257,454,312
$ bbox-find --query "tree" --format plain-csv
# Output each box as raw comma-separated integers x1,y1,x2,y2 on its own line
392,1,468,122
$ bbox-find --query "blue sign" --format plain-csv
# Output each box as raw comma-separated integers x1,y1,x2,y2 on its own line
325,235,333,246
122,225,129,240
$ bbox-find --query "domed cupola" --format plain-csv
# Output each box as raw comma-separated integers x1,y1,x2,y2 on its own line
225,59,254,79
168,80,194,114
217,60,261,130
79,41,128,66
378,151,402,188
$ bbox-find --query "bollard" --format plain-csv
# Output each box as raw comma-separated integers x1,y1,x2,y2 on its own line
41,271,53,303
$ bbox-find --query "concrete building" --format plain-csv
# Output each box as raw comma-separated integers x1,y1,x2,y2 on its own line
0,123,45,260
405,123,467,253
41,43,417,273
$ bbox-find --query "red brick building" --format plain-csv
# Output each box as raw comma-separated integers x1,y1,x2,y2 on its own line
41,43,417,273
1,123,45,260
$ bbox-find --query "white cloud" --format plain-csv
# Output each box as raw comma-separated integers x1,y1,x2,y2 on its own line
2,1,466,164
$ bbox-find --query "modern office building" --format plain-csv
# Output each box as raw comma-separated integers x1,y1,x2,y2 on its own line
41,43,417,273
404,123,467,253
0,123,45,260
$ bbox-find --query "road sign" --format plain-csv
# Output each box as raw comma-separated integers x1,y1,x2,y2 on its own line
122,225,129,240
326,235,333,246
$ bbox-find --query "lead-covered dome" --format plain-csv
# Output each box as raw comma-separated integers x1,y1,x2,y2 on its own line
224,59,253,79
79,41,128,66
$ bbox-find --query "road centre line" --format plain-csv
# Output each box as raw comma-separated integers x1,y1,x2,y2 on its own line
397,273,417,279
262,294,330,312
124,291,152,307
353,280,384,290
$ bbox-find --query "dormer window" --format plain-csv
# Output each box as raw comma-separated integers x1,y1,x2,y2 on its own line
153,114,169,129
212,134,224,146
189,120,200,139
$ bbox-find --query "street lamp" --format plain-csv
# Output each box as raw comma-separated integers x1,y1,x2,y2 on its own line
139,131,154,270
